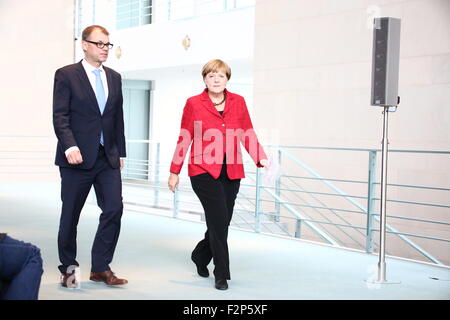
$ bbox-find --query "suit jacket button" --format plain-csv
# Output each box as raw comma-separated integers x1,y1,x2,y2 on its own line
221,123,225,127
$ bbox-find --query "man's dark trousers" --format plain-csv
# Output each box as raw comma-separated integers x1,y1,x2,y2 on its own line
58,146,123,274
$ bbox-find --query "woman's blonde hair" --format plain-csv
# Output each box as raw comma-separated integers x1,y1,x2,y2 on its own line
201,59,231,80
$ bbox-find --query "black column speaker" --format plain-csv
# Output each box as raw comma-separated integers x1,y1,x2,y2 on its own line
371,17,401,107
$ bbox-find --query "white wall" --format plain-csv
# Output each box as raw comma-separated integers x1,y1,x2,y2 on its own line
0,0,74,181
253,0,450,264
254,0,450,150
0,0,74,136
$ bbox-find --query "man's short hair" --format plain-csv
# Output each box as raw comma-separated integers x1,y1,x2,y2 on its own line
82,25,109,41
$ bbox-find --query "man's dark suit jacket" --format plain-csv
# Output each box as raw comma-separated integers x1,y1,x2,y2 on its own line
53,60,126,169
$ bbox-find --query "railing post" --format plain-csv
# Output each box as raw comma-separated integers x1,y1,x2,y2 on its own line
274,149,281,222
154,142,160,207
167,0,171,20
366,150,377,253
139,0,142,24
255,167,262,233
173,188,179,218
294,218,302,238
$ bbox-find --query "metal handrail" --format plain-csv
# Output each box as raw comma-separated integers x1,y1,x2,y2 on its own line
282,176,367,247
279,148,368,213
262,146,448,265
265,144,450,155
249,170,340,246
250,211,450,243
1,135,449,266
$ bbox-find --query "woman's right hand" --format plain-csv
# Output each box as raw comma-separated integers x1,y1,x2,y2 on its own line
168,173,179,192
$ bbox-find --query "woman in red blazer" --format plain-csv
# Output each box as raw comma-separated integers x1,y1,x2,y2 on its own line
168,59,268,290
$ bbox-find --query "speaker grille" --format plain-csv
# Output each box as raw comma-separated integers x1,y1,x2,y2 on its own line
371,18,401,106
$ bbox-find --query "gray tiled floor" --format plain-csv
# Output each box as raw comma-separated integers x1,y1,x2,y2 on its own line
1,182,449,300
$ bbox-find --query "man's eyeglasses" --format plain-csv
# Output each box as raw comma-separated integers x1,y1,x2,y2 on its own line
85,40,114,49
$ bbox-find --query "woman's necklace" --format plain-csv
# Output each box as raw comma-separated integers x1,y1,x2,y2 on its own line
211,93,226,106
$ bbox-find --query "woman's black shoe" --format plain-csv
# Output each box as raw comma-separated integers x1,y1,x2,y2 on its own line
192,256,209,277
196,265,209,278
215,279,228,290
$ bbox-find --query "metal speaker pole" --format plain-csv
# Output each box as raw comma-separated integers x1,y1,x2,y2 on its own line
366,17,402,285
375,106,400,284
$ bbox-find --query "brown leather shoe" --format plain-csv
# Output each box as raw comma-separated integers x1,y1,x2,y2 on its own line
60,271,78,288
90,270,128,286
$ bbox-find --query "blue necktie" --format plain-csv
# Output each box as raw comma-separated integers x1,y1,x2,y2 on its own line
93,69,106,145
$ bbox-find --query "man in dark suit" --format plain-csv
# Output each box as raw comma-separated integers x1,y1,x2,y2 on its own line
53,25,127,287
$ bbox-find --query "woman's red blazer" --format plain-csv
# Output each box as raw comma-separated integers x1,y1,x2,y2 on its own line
170,89,267,179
